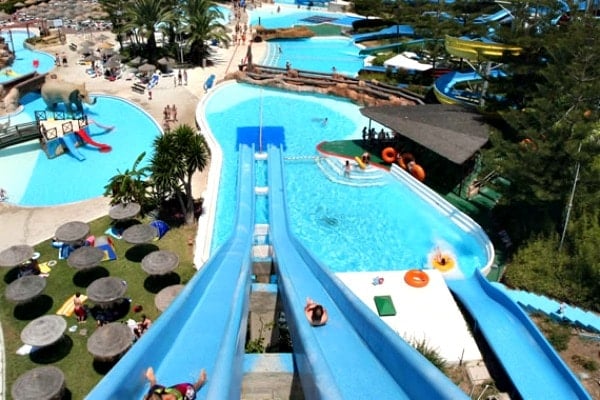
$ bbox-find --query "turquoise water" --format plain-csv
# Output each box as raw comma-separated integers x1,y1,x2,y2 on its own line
205,83,486,275
249,9,362,29
264,37,364,76
0,30,55,83
0,93,160,206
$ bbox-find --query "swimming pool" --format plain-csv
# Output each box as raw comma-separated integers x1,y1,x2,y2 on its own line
0,30,55,83
249,7,362,29
0,92,160,206
205,83,487,276
264,36,365,76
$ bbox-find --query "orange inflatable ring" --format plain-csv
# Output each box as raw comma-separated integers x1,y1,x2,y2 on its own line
432,254,455,272
404,269,429,288
410,164,426,181
381,147,397,164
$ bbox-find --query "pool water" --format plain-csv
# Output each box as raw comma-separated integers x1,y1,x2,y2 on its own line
205,83,487,276
249,8,362,29
0,93,160,206
264,37,365,76
0,30,55,83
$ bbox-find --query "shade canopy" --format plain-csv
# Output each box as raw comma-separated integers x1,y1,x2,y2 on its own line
122,224,157,244
141,250,179,275
87,322,134,361
360,104,489,164
21,315,67,347
11,366,65,400
0,244,34,267
5,275,47,304
87,277,127,304
55,221,90,243
109,202,141,220
383,52,433,71
155,284,184,311
67,246,105,270
138,63,156,73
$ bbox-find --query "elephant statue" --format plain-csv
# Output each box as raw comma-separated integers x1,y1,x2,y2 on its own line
40,80,96,114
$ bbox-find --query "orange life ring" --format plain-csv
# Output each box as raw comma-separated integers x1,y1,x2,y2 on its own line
381,147,397,164
410,164,426,181
404,269,429,288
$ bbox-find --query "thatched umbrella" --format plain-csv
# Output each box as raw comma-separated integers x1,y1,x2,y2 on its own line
67,246,104,270
86,276,127,305
155,284,184,311
0,245,34,267
84,54,101,62
96,33,110,42
87,322,134,361
109,202,140,220
104,58,121,69
141,250,179,276
11,366,65,400
55,221,90,244
129,56,145,67
21,315,67,347
157,56,177,67
122,224,157,244
137,63,156,74
5,275,47,304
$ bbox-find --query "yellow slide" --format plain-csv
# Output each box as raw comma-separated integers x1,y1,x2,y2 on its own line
445,35,522,62
56,294,87,317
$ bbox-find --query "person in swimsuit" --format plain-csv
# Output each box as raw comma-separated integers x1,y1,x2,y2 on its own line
144,367,207,400
304,297,328,326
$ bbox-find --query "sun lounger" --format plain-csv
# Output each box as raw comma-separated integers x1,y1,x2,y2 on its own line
479,186,502,202
131,82,146,94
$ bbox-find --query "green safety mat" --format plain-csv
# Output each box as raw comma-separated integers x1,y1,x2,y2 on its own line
374,295,396,316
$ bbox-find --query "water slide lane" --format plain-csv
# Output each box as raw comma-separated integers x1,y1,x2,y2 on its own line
448,270,591,400
267,144,468,400
59,133,85,160
86,144,256,400
75,129,112,152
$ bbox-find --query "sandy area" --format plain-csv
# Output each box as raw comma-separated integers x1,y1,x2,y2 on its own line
0,16,269,249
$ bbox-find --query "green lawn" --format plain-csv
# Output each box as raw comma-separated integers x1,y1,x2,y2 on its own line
0,216,197,398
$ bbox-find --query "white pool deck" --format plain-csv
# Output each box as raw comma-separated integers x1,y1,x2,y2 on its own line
336,269,482,364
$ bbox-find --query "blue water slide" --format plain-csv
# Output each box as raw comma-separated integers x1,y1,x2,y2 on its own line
267,144,467,400
473,8,513,24
86,144,256,400
59,133,85,161
447,270,591,400
358,38,441,56
352,25,415,43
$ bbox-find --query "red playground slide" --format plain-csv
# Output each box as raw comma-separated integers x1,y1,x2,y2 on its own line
76,129,112,153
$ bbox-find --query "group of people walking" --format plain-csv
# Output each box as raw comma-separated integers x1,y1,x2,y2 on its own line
163,104,178,132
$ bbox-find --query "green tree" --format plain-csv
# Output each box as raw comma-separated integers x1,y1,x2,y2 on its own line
150,124,210,225
180,0,229,65
103,152,154,209
122,0,175,62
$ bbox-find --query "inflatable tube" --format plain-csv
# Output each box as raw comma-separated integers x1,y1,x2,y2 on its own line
381,147,397,164
404,269,429,288
354,156,367,170
431,254,455,272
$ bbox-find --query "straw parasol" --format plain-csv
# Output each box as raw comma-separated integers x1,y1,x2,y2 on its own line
155,284,184,311
55,221,90,244
129,56,145,67
21,315,67,347
5,275,47,304
0,244,34,267
157,56,177,66
84,54,101,62
122,224,157,244
104,58,121,69
87,322,134,361
96,33,110,42
109,202,140,220
11,366,65,400
67,246,104,270
87,276,127,305
141,250,179,275
137,63,156,74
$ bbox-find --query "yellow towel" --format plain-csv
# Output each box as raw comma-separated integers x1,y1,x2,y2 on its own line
56,294,88,317
39,262,51,274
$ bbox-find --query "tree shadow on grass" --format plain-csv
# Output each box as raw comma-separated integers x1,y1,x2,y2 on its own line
73,267,110,287
143,273,181,294
13,294,54,320
125,243,159,262
30,335,73,364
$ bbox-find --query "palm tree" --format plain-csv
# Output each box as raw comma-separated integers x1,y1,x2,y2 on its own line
104,152,154,209
181,0,230,65
150,124,210,224
122,0,175,62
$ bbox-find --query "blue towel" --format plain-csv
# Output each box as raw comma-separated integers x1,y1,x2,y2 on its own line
150,220,170,239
